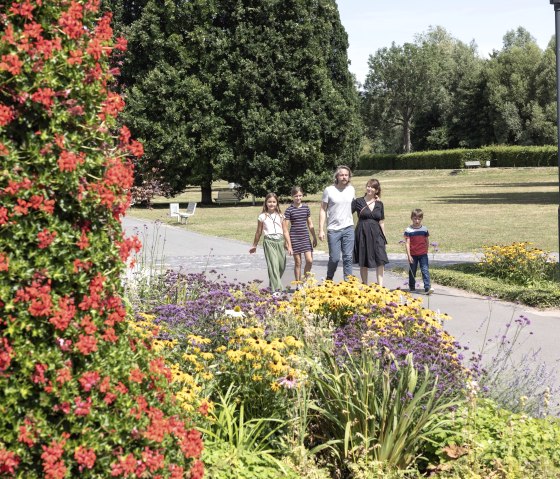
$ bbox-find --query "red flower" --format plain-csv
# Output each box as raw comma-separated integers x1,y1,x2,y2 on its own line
57,150,84,172
9,0,34,19
37,228,57,249
0,449,20,475
110,453,137,476
75,334,98,355
67,49,83,65
80,315,98,335
74,446,96,471
0,207,8,225
0,253,9,272
102,327,118,343
103,392,117,405
56,368,72,385
99,92,124,120
0,54,23,75
189,460,204,479
0,338,13,372
49,296,76,331
181,429,203,458
58,1,84,39
79,371,100,392
142,448,164,472
0,143,8,156
31,87,55,108
128,139,144,157
18,421,36,447
0,104,15,126
114,36,128,52
129,368,144,384
74,396,92,416
31,363,48,384
76,229,89,249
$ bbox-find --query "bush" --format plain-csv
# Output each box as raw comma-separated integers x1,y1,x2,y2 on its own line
358,145,556,170
0,2,202,477
479,242,555,285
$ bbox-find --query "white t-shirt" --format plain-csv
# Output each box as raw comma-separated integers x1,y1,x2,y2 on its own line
321,184,355,231
258,212,284,238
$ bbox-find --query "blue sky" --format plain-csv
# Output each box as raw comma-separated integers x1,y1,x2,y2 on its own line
337,0,554,85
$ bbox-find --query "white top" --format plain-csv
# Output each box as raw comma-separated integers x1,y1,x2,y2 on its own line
258,212,284,238
321,184,355,231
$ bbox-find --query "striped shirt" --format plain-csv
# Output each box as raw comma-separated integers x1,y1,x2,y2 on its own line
404,225,429,256
284,204,312,254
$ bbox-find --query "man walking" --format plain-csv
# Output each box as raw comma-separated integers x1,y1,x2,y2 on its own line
318,165,355,281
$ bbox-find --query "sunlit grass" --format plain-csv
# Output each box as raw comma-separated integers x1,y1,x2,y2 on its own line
126,167,559,253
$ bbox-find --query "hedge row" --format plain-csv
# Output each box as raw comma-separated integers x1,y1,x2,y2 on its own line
358,145,558,170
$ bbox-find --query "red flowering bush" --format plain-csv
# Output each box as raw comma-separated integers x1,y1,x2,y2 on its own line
0,1,202,477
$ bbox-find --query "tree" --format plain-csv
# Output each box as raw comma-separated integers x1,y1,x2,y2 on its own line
484,27,553,145
363,41,440,152
119,0,361,201
0,1,203,475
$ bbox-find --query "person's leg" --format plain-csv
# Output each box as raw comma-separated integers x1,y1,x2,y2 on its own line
408,256,419,290
419,254,432,291
326,229,342,280
293,254,302,281
303,251,313,275
263,237,286,291
341,226,355,280
376,265,384,287
360,266,368,284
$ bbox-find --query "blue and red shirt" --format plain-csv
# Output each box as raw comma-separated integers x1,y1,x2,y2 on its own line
404,225,429,256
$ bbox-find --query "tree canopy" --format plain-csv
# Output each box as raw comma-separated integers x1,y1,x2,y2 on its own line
113,0,361,202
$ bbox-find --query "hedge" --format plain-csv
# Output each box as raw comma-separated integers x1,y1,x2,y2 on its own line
359,145,557,170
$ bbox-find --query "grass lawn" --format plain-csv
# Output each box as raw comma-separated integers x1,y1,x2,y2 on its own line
126,167,559,254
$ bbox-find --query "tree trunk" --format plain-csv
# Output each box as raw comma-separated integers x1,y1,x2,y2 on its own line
402,121,412,153
201,183,213,205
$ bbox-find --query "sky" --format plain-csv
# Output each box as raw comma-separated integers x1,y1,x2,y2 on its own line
337,0,555,86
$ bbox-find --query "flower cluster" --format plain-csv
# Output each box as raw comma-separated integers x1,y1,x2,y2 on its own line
479,242,555,285
0,1,201,477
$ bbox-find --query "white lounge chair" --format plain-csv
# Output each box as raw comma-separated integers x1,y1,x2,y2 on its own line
169,202,196,224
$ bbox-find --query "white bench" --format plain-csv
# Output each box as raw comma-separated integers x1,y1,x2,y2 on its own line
215,190,241,204
464,160,481,169
169,202,196,224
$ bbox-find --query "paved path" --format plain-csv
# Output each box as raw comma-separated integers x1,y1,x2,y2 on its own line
123,216,560,404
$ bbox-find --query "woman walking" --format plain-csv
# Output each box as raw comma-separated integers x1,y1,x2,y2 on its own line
352,178,389,286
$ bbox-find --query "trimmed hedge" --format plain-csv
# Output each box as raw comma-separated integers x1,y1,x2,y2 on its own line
359,145,557,170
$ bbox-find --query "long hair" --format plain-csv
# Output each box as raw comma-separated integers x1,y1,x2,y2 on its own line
261,192,282,214
366,178,381,197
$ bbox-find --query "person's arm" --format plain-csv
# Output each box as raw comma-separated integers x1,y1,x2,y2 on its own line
379,219,387,244
307,217,317,248
405,236,413,263
283,218,293,255
318,201,328,242
249,220,263,253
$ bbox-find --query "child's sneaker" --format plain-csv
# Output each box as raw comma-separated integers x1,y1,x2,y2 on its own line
425,288,434,295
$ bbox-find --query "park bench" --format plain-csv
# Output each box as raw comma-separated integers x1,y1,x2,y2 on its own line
214,189,241,205
169,202,197,224
464,160,481,169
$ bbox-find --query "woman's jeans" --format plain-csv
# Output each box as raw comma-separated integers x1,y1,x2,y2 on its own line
408,254,431,291
326,226,354,280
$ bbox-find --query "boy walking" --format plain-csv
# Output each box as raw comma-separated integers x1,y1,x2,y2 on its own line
404,209,434,294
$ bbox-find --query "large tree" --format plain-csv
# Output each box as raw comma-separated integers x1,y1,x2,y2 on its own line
363,41,440,153
118,0,361,201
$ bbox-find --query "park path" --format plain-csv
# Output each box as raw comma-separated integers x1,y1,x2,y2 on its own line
123,216,560,406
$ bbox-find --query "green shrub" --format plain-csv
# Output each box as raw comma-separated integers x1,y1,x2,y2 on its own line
358,153,398,170
485,145,557,167
0,2,202,476
427,399,560,477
